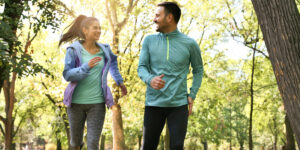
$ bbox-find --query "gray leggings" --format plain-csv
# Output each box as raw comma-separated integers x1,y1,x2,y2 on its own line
67,103,106,150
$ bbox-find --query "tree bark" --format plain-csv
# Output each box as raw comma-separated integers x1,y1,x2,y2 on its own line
4,73,17,150
251,0,300,148
100,134,106,150
285,115,296,150
112,104,125,150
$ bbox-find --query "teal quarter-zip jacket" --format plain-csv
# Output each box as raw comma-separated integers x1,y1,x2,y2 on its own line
138,29,204,107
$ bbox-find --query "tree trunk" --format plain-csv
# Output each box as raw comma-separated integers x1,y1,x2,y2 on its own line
273,117,277,150
100,134,106,150
239,141,244,150
2,0,23,149
201,141,208,150
56,139,62,150
138,135,142,150
112,104,125,150
62,112,71,149
285,115,296,150
111,33,126,150
105,0,139,149
112,32,120,54
3,116,12,150
164,124,170,150
4,75,16,150
249,42,256,150
251,0,300,148
159,136,164,150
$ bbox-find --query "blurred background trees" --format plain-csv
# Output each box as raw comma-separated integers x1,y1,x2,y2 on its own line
0,0,299,149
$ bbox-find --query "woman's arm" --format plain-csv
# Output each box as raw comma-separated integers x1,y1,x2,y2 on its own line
107,45,124,85
63,48,90,82
107,45,127,96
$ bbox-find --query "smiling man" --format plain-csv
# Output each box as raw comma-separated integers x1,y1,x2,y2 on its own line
138,2,204,150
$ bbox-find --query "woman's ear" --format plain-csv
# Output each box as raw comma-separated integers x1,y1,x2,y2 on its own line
82,27,88,36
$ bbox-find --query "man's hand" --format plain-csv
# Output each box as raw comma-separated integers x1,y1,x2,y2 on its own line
150,74,165,90
188,96,193,116
120,83,127,96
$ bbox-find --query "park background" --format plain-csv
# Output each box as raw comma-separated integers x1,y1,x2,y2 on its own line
1,0,300,149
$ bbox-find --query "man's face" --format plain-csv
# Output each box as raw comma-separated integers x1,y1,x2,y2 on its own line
153,6,169,33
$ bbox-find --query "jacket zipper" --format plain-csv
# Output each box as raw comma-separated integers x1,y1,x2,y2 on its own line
166,35,169,61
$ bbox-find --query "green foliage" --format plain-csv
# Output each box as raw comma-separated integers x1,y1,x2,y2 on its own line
0,0,288,149
0,0,70,148
0,0,67,80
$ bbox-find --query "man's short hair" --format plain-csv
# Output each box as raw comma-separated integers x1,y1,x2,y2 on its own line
158,2,181,24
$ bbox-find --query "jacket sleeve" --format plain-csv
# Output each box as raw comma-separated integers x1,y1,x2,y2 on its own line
137,36,155,85
107,45,124,85
63,48,90,82
188,40,204,100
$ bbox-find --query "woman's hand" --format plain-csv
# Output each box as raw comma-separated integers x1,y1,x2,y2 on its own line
88,57,102,68
119,83,127,96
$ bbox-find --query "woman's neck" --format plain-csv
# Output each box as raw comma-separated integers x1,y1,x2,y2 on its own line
82,40,99,54
82,40,97,49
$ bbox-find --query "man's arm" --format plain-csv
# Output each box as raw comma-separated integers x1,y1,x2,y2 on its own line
188,40,204,100
137,36,156,85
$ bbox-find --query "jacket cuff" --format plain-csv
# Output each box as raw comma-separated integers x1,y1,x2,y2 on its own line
146,75,155,86
82,63,91,72
188,93,196,100
117,80,124,86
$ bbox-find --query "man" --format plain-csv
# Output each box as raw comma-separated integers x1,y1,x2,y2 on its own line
138,2,204,150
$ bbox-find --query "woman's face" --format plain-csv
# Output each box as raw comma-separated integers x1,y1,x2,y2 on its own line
83,21,101,41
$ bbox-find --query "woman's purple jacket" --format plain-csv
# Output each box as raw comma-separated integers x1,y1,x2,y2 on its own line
63,41,124,108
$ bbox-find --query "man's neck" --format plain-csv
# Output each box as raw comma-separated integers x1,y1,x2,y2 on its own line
163,25,177,33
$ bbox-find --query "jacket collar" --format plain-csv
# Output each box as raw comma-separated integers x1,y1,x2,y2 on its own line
161,28,180,37
96,43,111,62
67,40,111,63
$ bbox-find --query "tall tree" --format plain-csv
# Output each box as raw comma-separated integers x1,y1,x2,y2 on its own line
105,0,140,149
0,0,68,149
223,1,263,148
251,0,300,148
285,115,296,150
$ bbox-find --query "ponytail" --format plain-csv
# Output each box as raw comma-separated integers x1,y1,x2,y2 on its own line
59,15,98,46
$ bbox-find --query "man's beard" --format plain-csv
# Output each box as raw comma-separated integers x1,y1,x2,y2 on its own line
155,23,166,33
154,19,167,33
156,27,162,32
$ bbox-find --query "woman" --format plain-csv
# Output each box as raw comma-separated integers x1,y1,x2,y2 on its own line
59,15,127,150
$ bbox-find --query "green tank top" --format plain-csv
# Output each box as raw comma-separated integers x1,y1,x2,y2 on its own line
72,45,105,104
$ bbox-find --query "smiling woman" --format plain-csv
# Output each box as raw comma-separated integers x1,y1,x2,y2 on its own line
58,15,127,150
